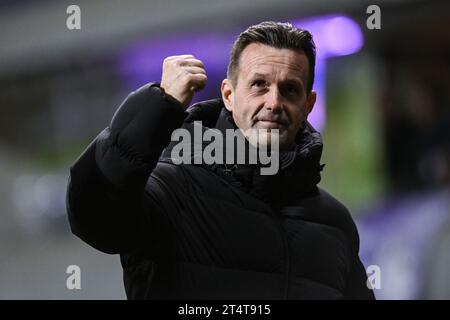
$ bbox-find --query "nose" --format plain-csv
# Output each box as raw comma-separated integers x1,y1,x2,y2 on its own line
265,86,283,113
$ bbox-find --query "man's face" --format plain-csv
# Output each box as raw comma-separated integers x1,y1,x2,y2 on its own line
221,43,316,150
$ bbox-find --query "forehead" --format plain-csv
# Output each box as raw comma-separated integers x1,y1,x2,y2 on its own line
238,43,309,81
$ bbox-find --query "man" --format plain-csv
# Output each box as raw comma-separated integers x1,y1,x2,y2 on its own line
66,21,375,299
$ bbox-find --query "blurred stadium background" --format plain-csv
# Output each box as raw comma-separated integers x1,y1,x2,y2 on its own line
0,0,449,299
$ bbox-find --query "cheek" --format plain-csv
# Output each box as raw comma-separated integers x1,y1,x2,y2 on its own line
286,105,308,132
230,97,248,128
287,104,305,122
234,93,258,122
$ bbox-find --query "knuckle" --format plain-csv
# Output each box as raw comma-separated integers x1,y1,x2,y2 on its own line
163,60,173,69
163,56,174,63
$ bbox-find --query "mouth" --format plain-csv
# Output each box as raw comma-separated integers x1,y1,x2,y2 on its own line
255,119,287,129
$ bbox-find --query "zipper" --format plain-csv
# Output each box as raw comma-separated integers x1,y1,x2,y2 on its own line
223,162,291,298
222,163,237,176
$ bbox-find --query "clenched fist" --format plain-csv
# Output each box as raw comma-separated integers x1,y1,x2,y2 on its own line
160,54,208,109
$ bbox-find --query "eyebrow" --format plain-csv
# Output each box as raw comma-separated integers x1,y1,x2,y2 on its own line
249,72,269,79
249,73,302,83
248,73,304,88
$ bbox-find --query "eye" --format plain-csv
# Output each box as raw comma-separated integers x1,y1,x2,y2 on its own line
282,83,302,98
286,85,298,94
252,79,267,88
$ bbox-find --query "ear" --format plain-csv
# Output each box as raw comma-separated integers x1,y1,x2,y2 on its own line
221,79,234,112
305,90,316,116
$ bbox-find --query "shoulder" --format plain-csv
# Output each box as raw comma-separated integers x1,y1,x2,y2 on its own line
145,161,212,197
147,161,189,190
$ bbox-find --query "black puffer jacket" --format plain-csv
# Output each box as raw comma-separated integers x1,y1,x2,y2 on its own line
66,83,375,299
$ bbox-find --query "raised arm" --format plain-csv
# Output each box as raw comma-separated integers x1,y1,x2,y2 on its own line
66,55,208,254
